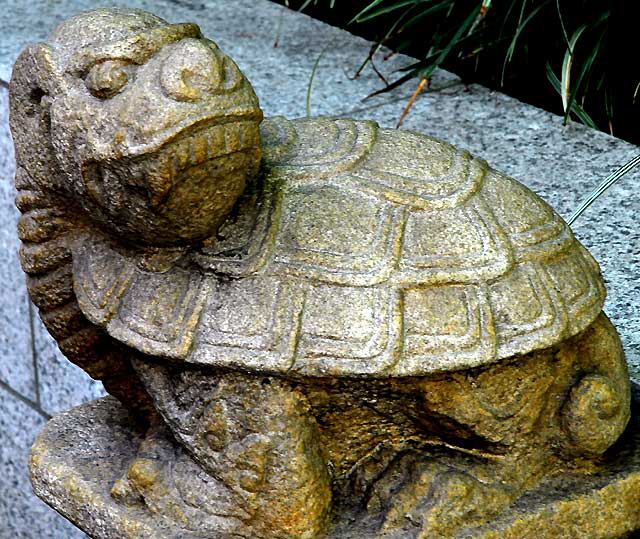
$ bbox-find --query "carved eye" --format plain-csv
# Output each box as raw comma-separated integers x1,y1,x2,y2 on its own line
85,60,132,99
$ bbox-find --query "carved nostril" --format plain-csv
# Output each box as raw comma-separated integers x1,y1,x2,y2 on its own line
160,39,221,102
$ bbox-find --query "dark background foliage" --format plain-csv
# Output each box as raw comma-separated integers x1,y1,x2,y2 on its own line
271,0,639,145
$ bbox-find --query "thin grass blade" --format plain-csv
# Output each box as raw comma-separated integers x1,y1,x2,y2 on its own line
563,35,603,124
352,6,413,79
298,0,315,13
355,0,424,22
568,154,640,225
430,3,482,67
306,44,330,117
556,0,570,47
498,0,519,40
501,0,549,86
365,68,422,99
468,0,492,36
546,64,597,128
350,0,391,24
402,1,451,29
560,24,586,113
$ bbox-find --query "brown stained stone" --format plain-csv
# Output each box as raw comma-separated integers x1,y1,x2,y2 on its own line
30,385,640,539
9,7,640,539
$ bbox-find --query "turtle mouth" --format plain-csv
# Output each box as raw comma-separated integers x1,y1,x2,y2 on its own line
137,119,260,207
84,120,260,209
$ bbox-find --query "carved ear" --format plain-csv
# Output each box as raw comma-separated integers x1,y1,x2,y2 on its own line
9,43,64,187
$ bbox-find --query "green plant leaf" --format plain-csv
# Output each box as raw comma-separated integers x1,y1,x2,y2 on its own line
562,31,604,124
352,5,414,79
296,0,336,11
354,0,424,23
365,3,482,99
501,0,550,86
560,24,587,114
366,67,422,98
401,1,452,29
555,0,570,48
568,154,640,225
429,3,483,69
498,0,520,40
298,0,315,12
546,64,597,129
468,0,493,36
350,0,394,24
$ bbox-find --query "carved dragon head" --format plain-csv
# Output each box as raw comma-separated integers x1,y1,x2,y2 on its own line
10,7,263,246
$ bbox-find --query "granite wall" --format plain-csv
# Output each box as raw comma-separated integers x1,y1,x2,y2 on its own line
1,1,638,537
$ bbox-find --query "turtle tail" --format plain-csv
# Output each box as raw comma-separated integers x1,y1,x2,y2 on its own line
14,167,154,420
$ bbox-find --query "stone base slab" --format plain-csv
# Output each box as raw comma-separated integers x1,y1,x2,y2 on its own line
30,384,640,539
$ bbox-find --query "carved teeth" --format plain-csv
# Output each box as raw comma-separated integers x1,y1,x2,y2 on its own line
191,136,209,166
207,125,225,160
157,122,255,178
224,124,241,153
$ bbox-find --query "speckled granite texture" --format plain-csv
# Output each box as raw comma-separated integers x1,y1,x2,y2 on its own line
0,0,638,537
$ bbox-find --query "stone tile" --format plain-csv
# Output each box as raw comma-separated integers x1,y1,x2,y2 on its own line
0,385,85,539
34,315,106,416
0,88,36,401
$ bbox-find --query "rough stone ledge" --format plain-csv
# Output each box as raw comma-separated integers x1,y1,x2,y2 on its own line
30,384,640,539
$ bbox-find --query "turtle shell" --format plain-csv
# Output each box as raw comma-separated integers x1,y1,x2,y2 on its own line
72,117,605,377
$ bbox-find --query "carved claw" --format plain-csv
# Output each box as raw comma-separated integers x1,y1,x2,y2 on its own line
378,464,513,538
111,420,172,506
219,433,270,494
111,457,167,504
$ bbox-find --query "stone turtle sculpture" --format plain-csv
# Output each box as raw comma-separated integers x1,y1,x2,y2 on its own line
9,7,640,539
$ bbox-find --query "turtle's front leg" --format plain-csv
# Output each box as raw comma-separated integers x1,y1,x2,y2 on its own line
196,375,334,539
132,361,333,539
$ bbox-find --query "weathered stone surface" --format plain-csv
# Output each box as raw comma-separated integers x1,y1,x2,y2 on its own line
31,384,640,539
0,1,637,373
345,87,640,378
0,386,86,539
5,4,639,539
2,80,106,416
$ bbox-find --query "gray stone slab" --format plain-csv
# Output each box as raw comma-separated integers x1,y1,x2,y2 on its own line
0,87,36,401
34,316,106,416
0,385,85,539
